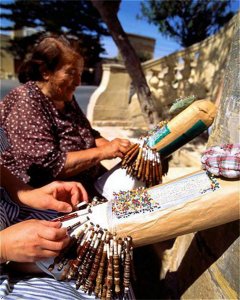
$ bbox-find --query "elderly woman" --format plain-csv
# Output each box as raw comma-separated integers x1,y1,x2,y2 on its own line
0,35,131,195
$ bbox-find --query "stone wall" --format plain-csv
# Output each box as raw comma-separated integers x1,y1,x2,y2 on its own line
133,13,239,299
87,64,133,126
0,34,15,79
87,13,237,128
207,13,240,147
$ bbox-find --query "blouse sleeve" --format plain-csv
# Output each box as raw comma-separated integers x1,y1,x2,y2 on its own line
3,88,66,181
91,127,102,139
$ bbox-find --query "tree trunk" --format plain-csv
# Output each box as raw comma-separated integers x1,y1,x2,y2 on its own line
91,0,160,127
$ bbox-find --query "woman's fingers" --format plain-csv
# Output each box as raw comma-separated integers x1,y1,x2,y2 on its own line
74,182,88,203
39,236,70,252
39,220,62,228
37,222,70,255
38,221,69,241
119,139,131,147
51,181,88,206
40,196,72,213
60,181,87,206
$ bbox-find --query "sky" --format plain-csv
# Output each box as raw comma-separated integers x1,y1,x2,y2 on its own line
102,0,181,59
102,0,240,59
1,0,239,60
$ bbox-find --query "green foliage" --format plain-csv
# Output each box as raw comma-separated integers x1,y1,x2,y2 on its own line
137,51,153,62
139,0,234,47
0,0,110,69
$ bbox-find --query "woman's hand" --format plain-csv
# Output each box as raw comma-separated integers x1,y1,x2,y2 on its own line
0,220,70,262
1,165,88,212
18,181,88,213
99,138,131,159
57,138,132,178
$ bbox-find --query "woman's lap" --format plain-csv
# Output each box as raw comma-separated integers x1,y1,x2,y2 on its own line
0,273,95,300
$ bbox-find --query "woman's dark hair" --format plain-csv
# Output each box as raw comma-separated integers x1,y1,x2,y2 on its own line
18,35,82,83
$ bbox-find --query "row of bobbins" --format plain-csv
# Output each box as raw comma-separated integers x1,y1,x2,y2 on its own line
48,220,134,300
121,121,168,187
121,140,162,187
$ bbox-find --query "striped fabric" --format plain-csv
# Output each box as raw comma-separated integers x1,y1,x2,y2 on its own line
0,275,136,300
0,276,99,299
0,188,19,229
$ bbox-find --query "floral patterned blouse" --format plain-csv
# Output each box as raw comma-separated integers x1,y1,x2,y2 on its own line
0,81,101,187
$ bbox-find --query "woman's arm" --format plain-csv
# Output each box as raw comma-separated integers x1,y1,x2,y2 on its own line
95,137,110,147
1,164,32,203
0,165,88,211
57,138,131,178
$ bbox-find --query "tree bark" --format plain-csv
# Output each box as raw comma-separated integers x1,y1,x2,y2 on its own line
91,0,160,127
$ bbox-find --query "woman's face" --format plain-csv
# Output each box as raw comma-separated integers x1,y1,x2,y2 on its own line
47,59,83,103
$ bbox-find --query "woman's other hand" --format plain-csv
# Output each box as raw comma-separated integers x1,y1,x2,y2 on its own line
0,220,70,262
57,138,132,178
18,181,88,213
99,138,131,159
